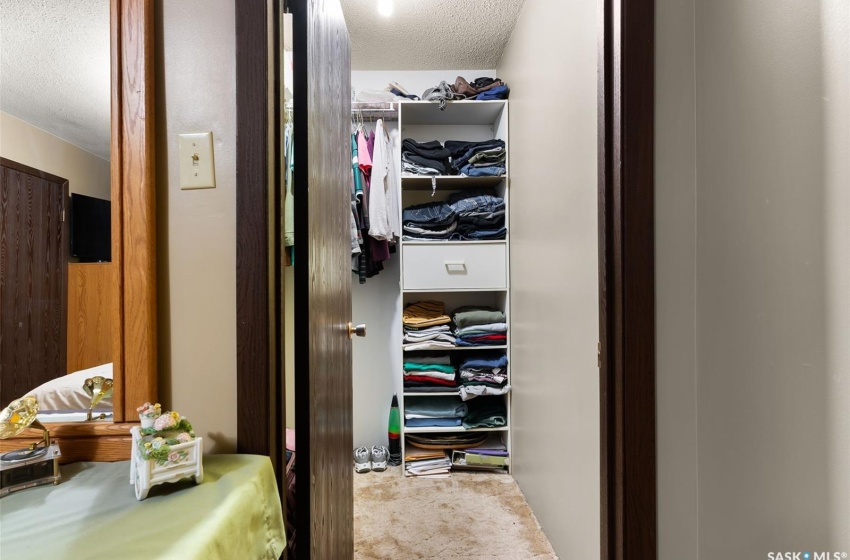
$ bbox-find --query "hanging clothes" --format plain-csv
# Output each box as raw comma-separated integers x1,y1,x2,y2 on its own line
368,119,401,242
283,119,295,248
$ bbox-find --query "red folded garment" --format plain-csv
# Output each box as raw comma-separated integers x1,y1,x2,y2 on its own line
402,375,457,386
461,334,507,342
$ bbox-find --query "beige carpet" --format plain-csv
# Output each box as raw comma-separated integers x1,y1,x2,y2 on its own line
353,467,558,560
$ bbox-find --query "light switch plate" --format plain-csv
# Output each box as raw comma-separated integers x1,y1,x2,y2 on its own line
178,132,216,189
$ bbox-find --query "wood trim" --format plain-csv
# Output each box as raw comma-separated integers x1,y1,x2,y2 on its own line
3,0,156,462
235,0,272,457
118,0,157,419
0,423,133,464
0,157,69,185
598,0,657,558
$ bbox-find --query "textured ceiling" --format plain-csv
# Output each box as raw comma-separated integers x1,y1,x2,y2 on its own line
0,0,111,159
340,0,527,70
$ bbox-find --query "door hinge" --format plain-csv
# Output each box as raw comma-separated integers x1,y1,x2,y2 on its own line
597,342,601,368
62,210,65,222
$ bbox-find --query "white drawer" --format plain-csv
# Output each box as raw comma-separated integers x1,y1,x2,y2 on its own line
402,243,507,290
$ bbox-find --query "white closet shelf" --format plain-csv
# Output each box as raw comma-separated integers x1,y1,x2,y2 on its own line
402,345,508,352
399,100,507,125
402,288,508,294
403,426,509,434
403,392,511,398
401,240,507,246
400,175,506,189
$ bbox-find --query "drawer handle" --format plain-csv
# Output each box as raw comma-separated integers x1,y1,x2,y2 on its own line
444,260,467,274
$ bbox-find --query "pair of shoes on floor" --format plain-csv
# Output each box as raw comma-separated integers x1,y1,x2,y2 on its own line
354,445,389,473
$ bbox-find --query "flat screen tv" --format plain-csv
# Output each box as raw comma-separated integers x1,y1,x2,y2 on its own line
70,194,111,262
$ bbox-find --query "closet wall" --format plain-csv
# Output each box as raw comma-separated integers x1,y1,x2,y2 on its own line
496,0,599,557
349,70,495,449
155,0,238,453
656,0,850,557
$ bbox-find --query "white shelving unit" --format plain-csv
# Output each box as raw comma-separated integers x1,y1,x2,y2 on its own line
397,100,511,472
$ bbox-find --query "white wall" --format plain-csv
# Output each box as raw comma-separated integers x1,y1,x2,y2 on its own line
497,0,600,557
694,0,849,555
655,0,699,556
656,0,850,556
155,0,238,453
0,111,110,199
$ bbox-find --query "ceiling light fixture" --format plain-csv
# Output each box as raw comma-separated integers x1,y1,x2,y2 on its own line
376,0,393,17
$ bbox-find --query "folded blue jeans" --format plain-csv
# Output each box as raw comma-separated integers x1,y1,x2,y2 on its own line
460,164,506,177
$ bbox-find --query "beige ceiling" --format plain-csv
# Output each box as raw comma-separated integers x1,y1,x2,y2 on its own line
340,0,527,70
0,0,111,159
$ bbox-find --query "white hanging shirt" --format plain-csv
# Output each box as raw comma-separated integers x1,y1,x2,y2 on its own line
368,119,400,241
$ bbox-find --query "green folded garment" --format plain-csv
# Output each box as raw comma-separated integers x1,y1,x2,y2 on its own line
404,362,456,374
453,307,506,329
462,398,507,429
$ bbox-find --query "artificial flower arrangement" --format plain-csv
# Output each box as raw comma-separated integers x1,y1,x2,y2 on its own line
135,403,196,466
136,402,161,428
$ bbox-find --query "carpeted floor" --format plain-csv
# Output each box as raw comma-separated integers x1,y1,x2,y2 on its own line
353,467,558,560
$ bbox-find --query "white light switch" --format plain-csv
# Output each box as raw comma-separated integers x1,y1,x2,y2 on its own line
178,132,216,189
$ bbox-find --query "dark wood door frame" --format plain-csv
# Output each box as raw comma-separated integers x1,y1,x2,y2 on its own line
235,0,658,557
598,0,657,558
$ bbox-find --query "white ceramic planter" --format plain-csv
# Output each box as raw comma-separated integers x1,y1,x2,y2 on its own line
130,426,203,500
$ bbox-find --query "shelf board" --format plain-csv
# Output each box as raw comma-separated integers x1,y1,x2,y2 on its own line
400,175,506,189
402,288,508,293
403,426,509,433
401,240,506,246
399,100,507,125
403,345,508,352
403,392,459,397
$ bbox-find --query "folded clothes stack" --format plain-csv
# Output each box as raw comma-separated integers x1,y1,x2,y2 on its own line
404,354,457,392
404,396,469,428
401,201,459,241
452,306,508,346
445,139,506,177
458,353,510,402
402,301,456,350
401,139,452,175
447,189,507,240
462,396,508,429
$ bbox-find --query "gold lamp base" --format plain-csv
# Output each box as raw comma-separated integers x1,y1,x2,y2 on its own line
0,396,62,497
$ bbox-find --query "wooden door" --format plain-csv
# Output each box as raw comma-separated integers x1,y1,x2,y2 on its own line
0,158,69,406
292,0,354,557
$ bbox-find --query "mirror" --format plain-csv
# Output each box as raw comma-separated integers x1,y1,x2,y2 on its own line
0,1,113,422
0,0,156,463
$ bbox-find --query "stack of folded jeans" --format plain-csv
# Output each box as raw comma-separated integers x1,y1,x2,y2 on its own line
452,306,507,346
403,354,457,392
445,139,506,177
401,201,459,241
402,301,456,350
447,189,507,240
402,139,452,175
405,396,468,428
458,353,510,401
462,396,507,428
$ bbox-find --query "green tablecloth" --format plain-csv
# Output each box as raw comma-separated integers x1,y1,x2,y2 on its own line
0,454,285,559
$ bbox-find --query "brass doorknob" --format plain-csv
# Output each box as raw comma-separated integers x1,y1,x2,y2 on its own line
348,323,367,338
